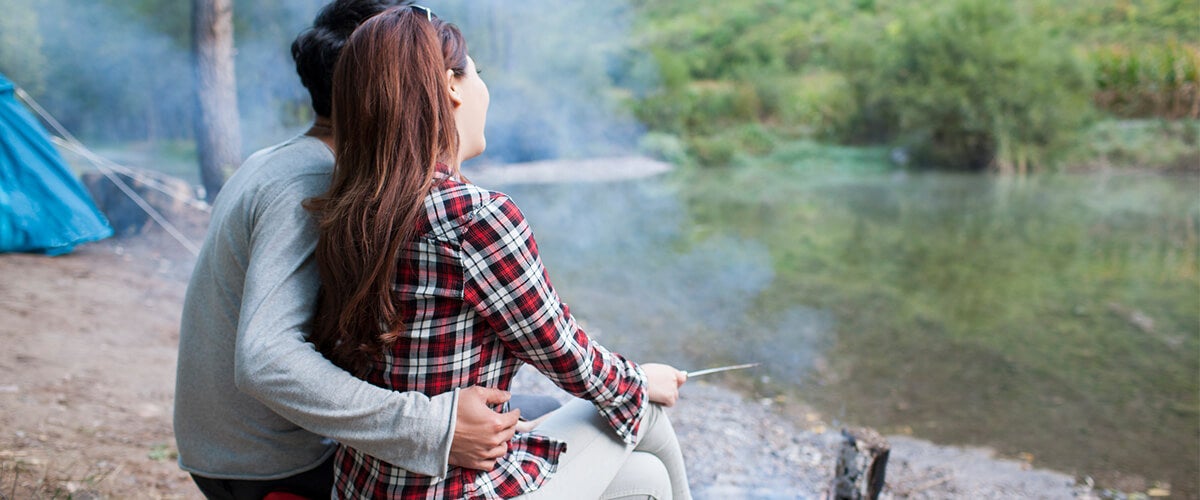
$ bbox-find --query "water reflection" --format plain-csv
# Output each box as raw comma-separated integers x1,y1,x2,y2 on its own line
498,170,1199,495
504,179,834,379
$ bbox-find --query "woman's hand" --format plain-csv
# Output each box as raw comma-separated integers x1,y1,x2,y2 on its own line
515,411,553,433
642,363,687,407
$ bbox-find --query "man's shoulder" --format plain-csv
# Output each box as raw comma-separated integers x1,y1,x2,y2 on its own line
238,135,333,186
216,135,334,208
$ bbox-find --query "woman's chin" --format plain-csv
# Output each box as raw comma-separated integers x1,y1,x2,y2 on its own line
463,144,486,162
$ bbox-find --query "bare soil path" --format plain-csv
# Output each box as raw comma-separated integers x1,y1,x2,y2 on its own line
1,235,201,499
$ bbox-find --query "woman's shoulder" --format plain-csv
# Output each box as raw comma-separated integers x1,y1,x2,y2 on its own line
423,179,522,241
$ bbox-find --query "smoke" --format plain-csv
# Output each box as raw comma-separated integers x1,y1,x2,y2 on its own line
504,177,835,382
13,0,194,142
435,0,655,164
0,0,656,175
3,0,325,154
231,0,329,147
2,0,654,168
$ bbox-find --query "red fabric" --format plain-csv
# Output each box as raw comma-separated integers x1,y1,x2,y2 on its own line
333,167,647,500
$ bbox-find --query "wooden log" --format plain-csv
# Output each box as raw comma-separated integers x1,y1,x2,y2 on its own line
830,427,890,500
81,169,196,235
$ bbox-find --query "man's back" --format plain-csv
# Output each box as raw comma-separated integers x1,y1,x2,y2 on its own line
174,135,337,478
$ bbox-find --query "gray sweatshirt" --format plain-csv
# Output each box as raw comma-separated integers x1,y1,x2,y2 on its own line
174,134,457,480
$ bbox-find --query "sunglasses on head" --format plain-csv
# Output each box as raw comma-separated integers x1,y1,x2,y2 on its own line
409,4,434,21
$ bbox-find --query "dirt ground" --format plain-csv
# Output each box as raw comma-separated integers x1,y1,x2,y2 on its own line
0,203,1102,499
0,233,201,499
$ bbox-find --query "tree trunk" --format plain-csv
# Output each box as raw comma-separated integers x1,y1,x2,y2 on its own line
192,0,241,203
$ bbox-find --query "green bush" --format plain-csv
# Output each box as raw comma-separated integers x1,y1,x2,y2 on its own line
730,123,778,156
687,134,740,167
684,124,782,167
632,89,689,134
822,11,900,145
867,0,1094,171
685,81,762,131
769,71,859,139
634,81,765,138
638,131,690,165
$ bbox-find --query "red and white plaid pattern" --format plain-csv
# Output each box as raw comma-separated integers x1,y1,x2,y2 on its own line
333,166,648,499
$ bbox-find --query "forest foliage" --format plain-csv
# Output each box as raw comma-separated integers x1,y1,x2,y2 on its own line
0,0,1195,171
629,0,1198,170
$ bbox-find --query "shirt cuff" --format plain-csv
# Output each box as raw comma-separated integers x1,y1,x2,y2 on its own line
434,387,460,479
594,363,648,445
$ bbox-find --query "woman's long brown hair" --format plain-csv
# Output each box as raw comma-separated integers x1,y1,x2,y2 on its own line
305,7,469,375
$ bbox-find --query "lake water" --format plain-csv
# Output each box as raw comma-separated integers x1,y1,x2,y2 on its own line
497,166,1199,495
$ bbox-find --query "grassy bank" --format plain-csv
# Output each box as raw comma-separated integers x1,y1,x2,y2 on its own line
1063,119,1200,172
641,118,1200,174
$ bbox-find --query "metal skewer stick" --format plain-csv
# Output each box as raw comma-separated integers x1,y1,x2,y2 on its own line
682,363,760,378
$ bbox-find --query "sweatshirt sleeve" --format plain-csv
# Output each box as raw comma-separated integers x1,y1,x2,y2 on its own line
461,194,647,444
232,179,457,477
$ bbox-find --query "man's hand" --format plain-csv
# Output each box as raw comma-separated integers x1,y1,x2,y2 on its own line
449,387,520,471
643,363,687,407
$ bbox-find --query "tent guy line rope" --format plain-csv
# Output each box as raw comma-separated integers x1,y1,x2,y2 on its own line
48,136,201,256
15,87,202,257
13,86,209,213
49,137,211,213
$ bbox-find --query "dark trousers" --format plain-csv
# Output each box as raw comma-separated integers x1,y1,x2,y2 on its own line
190,454,334,500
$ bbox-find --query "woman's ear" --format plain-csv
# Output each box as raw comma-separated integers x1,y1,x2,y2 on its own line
447,70,463,108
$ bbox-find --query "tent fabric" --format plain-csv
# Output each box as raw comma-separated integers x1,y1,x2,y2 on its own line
0,73,112,255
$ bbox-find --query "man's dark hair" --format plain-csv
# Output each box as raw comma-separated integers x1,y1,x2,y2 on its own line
292,0,411,118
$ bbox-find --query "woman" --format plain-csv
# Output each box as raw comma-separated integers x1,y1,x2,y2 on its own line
306,5,691,499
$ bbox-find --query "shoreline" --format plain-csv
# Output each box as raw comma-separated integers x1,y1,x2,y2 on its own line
464,156,673,185
511,367,1098,499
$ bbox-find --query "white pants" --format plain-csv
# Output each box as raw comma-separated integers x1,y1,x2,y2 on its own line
514,398,690,500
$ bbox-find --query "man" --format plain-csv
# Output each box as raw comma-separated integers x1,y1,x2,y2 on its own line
174,2,524,497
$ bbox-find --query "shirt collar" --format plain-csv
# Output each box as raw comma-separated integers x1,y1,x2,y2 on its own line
433,162,458,182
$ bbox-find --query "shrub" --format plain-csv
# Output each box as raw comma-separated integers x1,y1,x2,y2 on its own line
683,124,783,167
684,81,762,132
634,80,766,139
730,123,778,156
687,134,740,167
838,0,1094,171
638,131,690,165
632,88,690,134
769,70,859,139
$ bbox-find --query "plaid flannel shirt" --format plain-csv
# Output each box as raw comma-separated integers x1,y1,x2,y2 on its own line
334,166,648,500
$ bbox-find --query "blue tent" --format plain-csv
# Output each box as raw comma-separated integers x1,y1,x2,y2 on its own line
0,73,111,255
